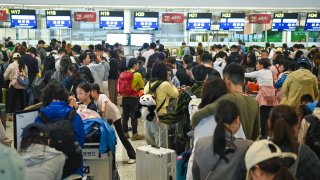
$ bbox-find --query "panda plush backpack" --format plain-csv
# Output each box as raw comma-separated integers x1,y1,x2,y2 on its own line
135,81,166,122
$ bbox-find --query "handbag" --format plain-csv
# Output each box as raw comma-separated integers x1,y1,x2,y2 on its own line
11,69,29,89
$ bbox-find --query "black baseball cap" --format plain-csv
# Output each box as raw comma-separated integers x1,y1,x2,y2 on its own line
21,123,50,139
72,45,82,54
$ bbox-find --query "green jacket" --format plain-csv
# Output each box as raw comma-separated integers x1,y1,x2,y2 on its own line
191,93,260,141
159,82,203,124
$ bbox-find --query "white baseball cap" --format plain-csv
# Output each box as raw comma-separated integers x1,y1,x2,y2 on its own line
245,139,297,180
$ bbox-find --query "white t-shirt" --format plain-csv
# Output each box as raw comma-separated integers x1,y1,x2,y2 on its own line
213,58,226,78
142,49,155,68
95,94,121,121
245,69,274,87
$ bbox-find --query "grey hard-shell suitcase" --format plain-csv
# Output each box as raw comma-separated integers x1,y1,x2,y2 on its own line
136,145,177,180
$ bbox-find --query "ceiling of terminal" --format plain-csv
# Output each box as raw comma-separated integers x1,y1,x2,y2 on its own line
1,0,320,10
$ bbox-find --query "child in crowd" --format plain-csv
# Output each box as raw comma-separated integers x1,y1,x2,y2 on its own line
299,94,316,118
75,82,97,111
245,58,278,138
90,83,136,164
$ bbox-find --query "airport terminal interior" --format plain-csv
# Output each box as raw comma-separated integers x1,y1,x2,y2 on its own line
1,0,320,179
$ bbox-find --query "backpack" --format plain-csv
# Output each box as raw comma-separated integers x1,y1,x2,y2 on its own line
39,110,82,177
189,46,196,56
117,71,138,96
305,115,320,158
11,69,29,89
32,77,46,100
176,89,197,141
1,50,9,62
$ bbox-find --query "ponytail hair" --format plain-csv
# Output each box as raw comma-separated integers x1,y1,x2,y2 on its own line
269,105,298,153
255,157,295,180
272,119,297,153
16,57,25,73
213,100,240,162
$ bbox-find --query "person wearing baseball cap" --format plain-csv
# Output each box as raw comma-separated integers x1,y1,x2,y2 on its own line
20,123,65,180
3,52,28,113
281,57,318,112
245,140,296,180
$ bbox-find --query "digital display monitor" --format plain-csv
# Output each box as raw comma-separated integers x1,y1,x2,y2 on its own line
99,11,124,30
272,13,298,31
46,10,72,29
187,13,211,31
220,13,245,31
106,33,129,46
130,34,153,46
305,13,320,31
10,9,37,29
134,12,159,30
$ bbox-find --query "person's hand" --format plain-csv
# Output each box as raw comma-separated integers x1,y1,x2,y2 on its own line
96,55,102,63
69,96,77,108
155,118,161,126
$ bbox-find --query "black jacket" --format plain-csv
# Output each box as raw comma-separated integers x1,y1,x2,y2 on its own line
176,68,192,87
108,58,120,80
79,65,94,83
21,54,39,85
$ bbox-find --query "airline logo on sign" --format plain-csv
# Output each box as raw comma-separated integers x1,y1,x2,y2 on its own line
0,10,7,21
74,12,96,22
249,14,272,24
162,13,184,23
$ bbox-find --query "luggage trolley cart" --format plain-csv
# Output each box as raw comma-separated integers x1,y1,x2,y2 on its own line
82,143,113,180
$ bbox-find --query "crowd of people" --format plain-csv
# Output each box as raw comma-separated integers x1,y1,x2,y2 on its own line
0,36,320,180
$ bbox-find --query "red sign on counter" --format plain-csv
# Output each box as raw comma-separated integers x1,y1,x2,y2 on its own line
162,13,184,23
248,14,272,24
0,10,7,21
74,12,96,22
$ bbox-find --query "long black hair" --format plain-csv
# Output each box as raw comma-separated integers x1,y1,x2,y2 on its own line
269,105,298,153
60,56,72,76
13,54,25,73
151,61,168,82
213,100,240,162
68,64,82,85
199,77,227,109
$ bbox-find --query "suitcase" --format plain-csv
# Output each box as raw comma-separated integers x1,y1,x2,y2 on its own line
82,143,113,180
136,145,177,180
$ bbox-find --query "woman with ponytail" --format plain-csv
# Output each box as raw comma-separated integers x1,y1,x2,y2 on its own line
192,100,252,180
269,105,320,179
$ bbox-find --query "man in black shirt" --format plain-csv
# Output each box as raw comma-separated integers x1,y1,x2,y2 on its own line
176,55,194,87
22,47,39,105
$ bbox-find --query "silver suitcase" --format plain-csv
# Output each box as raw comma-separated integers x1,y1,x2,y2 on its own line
136,145,177,180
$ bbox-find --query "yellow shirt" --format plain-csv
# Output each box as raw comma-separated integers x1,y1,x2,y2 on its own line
144,81,179,114
130,69,144,92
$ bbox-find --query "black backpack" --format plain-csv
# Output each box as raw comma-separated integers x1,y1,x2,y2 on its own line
39,110,82,177
305,115,320,158
189,46,196,56
1,50,9,62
